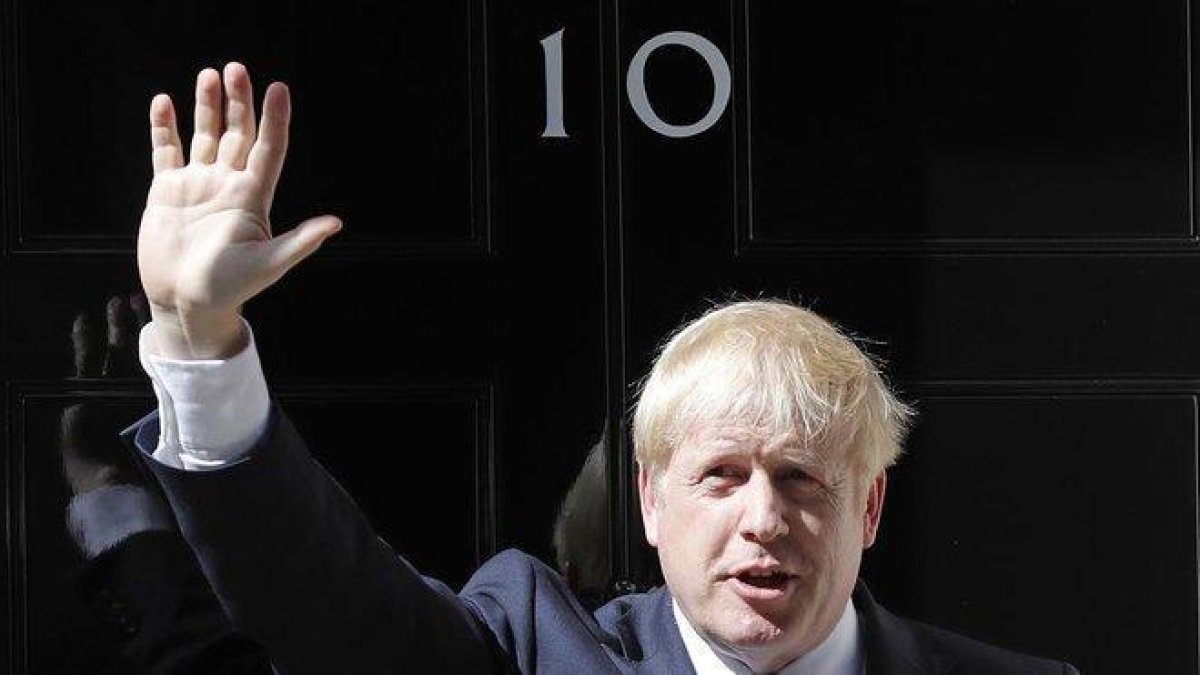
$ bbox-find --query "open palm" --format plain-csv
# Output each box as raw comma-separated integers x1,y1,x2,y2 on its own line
137,63,341,357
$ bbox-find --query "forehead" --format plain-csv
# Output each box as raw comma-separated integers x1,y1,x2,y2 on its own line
673,420,845,467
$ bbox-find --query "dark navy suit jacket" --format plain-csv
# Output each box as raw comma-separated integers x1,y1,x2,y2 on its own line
117,406,1080,674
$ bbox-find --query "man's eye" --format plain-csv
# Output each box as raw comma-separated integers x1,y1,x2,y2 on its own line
782,468,818,484
703,466,741,482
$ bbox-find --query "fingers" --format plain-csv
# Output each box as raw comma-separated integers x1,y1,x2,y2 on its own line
259,215,342,286
149,94,184,174
246,82,291,208
105,296,126,350
71,312,94,378
172,63,288,200
72,296,145,378
189,68,223,165
102,295,138,377
216,62,257,170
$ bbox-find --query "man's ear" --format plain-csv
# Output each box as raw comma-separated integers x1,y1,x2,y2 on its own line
637,462,661,548
862,471,887,549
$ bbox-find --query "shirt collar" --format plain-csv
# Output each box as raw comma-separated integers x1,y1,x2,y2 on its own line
672,595,864,675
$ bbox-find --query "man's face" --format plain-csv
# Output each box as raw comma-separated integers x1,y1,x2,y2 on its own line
638,421,885,672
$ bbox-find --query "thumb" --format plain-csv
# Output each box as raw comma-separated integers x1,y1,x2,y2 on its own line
262,215,342,281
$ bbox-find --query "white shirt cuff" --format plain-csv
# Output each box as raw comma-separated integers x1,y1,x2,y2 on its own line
67,484,174,558
138,319,271,471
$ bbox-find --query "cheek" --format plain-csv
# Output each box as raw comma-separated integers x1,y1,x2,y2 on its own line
795,497,846,538
663,498,736,554
794,504,862,565
797,509,825,536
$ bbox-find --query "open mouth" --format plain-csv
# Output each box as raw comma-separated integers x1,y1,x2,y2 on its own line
737,572,791,590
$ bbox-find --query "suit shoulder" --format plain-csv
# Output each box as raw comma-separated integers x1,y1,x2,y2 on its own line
457,549,623,672
467,549,559,588
460,548,591,618
902,617,1078,674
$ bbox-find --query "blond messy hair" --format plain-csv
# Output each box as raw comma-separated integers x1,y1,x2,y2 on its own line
632,300,913,491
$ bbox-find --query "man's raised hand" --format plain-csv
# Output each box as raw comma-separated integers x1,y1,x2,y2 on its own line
137,62,341,359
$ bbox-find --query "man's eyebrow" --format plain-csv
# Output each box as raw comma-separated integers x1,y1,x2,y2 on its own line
771,442,832,467
691,435,829,464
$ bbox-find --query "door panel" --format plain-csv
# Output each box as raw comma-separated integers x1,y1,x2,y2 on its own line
746,1,1189,242
3,0,1196,673
866,393,1199,675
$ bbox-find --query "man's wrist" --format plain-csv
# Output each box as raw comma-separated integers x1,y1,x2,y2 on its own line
147,307,245,360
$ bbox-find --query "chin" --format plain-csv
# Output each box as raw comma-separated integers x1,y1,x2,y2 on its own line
713,619,801,674
720,610,788,647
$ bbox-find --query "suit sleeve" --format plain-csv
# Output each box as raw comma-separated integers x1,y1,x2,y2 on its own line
122,404,504,675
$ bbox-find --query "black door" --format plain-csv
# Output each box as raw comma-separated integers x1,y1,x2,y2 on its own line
2,1,1195,674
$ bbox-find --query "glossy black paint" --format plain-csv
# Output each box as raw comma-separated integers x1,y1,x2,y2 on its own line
2,1,1195,673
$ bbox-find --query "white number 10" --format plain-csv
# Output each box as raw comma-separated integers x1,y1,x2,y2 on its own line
540,28,732,140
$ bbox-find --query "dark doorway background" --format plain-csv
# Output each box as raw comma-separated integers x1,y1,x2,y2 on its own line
2,1,1197,673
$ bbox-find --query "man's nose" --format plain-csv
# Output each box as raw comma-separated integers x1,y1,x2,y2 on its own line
738,473,789,542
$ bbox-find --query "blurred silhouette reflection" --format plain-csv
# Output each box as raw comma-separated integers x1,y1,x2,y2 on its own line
551,431,612,609
62,293,272,674
63,296,615,671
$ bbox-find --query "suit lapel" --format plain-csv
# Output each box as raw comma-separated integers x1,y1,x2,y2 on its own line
614,587,697,674
854,581,953,675
618,582,955,674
